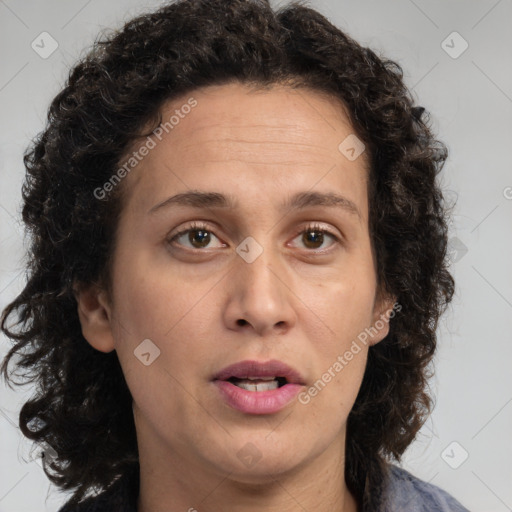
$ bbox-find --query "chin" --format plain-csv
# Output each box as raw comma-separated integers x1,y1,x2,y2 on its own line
211,441,314,484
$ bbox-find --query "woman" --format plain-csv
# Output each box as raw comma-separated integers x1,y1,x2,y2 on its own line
1,0,469,510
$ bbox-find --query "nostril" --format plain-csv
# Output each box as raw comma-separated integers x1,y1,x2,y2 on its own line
236,319,248,326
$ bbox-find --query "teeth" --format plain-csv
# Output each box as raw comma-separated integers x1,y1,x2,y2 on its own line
246,376,276,381
233,379,279,391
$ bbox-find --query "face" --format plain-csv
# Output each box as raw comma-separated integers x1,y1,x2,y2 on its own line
78,82,393,484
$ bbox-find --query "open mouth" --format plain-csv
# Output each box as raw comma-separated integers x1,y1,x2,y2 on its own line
227,376,288,391
213,362,304,414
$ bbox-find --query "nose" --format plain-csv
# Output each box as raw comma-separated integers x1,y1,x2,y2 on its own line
222,244,297,337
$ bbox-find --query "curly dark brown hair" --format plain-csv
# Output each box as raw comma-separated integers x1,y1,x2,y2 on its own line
1,0,454,509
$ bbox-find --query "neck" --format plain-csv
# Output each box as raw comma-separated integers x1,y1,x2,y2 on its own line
136,427,359,512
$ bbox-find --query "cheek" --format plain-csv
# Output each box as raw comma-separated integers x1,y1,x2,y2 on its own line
110,259,218,382
298,291,371,425
303,261,377,341
297,263,376,403
109,271,210,423
111,251,207,338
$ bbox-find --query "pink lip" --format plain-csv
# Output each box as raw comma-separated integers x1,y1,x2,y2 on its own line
213,381,303,414
212,359,305,415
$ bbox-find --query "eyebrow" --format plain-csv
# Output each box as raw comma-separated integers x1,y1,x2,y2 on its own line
148,190,361,219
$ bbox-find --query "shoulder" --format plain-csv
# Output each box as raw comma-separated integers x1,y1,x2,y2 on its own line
379,464,470,512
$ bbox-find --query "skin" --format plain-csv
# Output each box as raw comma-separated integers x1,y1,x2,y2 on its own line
77,82,394,512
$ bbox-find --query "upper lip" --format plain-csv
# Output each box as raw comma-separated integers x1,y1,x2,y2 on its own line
213,359,305,385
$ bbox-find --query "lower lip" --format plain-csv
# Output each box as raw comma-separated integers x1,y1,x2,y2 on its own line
213,380,303,415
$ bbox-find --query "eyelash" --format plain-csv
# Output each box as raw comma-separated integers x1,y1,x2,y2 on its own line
167,221,341,252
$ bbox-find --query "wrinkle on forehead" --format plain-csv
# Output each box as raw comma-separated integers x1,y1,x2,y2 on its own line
118,82,370,211
175,138,340,168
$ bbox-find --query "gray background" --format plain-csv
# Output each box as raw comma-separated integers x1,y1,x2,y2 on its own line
1,0,511,510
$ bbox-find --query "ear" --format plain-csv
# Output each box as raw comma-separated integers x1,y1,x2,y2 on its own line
74,281,115,353
369,291,399,347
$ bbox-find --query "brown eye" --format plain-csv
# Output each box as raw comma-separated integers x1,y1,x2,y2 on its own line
187,229,211,248
169,223,224,250
302,229,324,249
290,224,339,251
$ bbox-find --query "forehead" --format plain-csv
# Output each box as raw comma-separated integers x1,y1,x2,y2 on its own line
163,83,360,156
119,82,370,215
